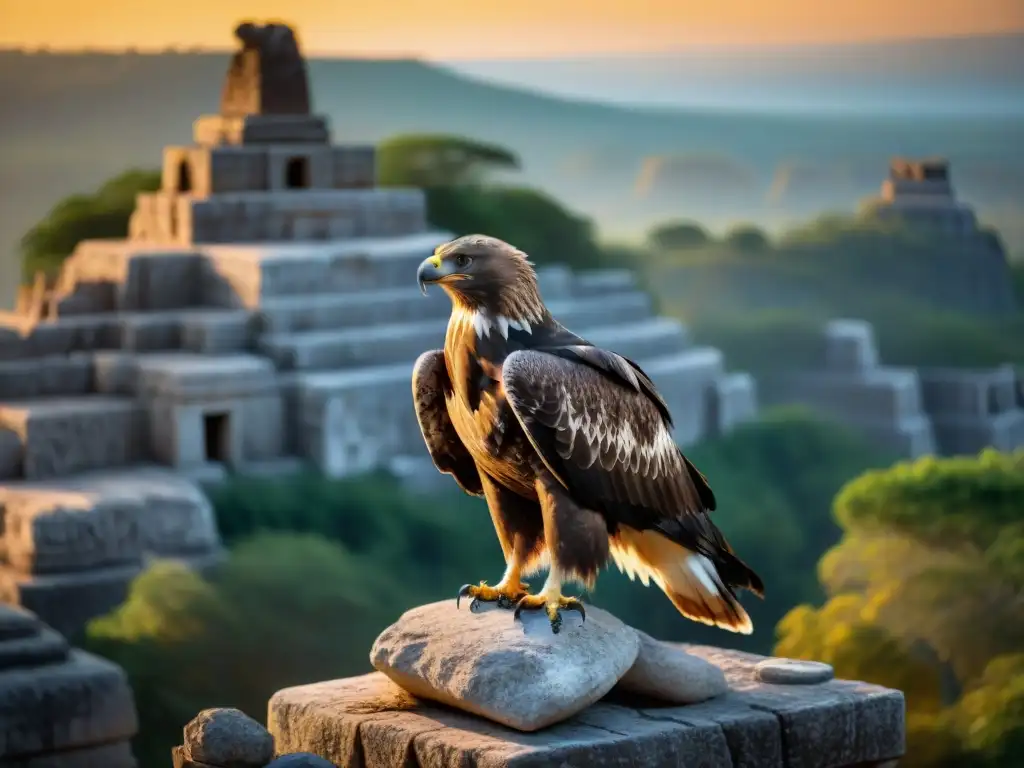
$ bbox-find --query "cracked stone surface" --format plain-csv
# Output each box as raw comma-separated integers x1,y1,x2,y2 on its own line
269,643,906,768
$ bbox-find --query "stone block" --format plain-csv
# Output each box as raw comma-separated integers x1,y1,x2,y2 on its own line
0,354,93,399
0,489,143,574
208,146,270,194
643,348,726,446
707,372,759,437
266,145,335,191
180,310,254,353
824,319,879,373
297,362,415,476
0,644,137,766
268,645,905,768
919,366,1019,418
0,428,21,479
136,353,278,401
193,114,331,146
241,394,286,461
0,397,144,480
92,352,141,396
331,145,375,188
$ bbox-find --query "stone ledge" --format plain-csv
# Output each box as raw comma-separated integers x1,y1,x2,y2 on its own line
268,645,905,768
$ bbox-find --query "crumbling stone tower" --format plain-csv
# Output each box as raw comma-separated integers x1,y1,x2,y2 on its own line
128,21,419,246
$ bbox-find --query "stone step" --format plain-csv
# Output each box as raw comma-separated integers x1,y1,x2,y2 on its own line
257,287,653,334
202,231,647,303
261,313,679,372
0,396,143,480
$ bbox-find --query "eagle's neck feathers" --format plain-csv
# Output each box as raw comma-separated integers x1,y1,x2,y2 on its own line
451,305,544,342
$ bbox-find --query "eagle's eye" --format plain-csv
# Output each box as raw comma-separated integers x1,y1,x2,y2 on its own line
454,254,472,268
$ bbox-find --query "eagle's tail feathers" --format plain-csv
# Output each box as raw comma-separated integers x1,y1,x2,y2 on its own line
609,527,754,635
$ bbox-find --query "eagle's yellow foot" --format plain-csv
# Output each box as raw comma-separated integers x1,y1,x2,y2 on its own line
512,593,586,634
456,580,530,612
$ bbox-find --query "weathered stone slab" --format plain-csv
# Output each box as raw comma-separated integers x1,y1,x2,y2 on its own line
269,647,905,768
0,354,94,399
135,353,278,401
0,397,144,480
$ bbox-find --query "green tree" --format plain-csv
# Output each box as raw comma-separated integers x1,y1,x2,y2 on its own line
19,168,160,281
376,132,611,271
723,223,771,253
647,220,711,250
775,450,1024,766
376,134,519,187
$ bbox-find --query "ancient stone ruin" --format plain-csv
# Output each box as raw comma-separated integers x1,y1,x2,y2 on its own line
869,156,1018,315
759,319,1024,458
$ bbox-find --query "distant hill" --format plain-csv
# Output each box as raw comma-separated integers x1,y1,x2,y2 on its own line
449,33,1024,115
2,47,1023,304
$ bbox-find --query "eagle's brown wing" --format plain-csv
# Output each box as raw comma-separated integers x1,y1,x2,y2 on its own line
412,350,484,497
502,347,762,632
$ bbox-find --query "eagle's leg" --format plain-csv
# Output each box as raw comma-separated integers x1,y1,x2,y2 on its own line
512,565,586,634
457,472,544,612
513,469,607,634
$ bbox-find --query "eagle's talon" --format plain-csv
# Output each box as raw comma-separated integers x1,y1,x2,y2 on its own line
512,594,586,633
457,580,529,611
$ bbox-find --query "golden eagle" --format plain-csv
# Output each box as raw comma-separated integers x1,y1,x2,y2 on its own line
413,235,763,633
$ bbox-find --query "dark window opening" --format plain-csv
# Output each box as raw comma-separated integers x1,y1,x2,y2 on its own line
285,156,310,189
203,412,230,464
177,160,192,192
922,166,947,182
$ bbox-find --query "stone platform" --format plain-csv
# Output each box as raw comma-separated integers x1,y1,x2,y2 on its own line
268,645,905,768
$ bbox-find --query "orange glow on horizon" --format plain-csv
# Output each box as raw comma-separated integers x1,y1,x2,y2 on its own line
1,0,1023,58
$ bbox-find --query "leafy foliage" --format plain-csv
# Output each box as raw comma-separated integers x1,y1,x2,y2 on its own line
377,133,614,271
647,220,710,250
775,450,1024,766
376,134,519,187
723,223,771,253
19,168,160,281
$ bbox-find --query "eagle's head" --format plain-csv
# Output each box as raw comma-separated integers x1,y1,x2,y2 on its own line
416,235,546,325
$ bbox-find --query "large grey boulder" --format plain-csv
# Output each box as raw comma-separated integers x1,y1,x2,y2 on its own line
369,598,640,731
615,629,729,704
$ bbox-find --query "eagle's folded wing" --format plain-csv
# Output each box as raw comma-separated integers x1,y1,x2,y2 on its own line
412,350,484,497
500,348,715,534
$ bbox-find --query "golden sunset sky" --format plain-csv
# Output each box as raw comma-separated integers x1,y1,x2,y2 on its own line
2,0,1023,58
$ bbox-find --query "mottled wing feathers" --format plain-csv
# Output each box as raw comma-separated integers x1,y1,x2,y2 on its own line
501,348,760,596
501,349,700,523
545,345,673,427
412,350,484,497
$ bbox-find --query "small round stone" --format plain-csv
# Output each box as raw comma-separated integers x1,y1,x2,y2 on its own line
265,754,337,768
755,658,835,685
184,707,274,766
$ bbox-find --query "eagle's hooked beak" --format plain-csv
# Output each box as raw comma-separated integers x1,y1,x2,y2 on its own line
416,253,456,296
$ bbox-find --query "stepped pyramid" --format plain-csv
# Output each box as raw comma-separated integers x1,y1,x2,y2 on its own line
0,22,756,633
